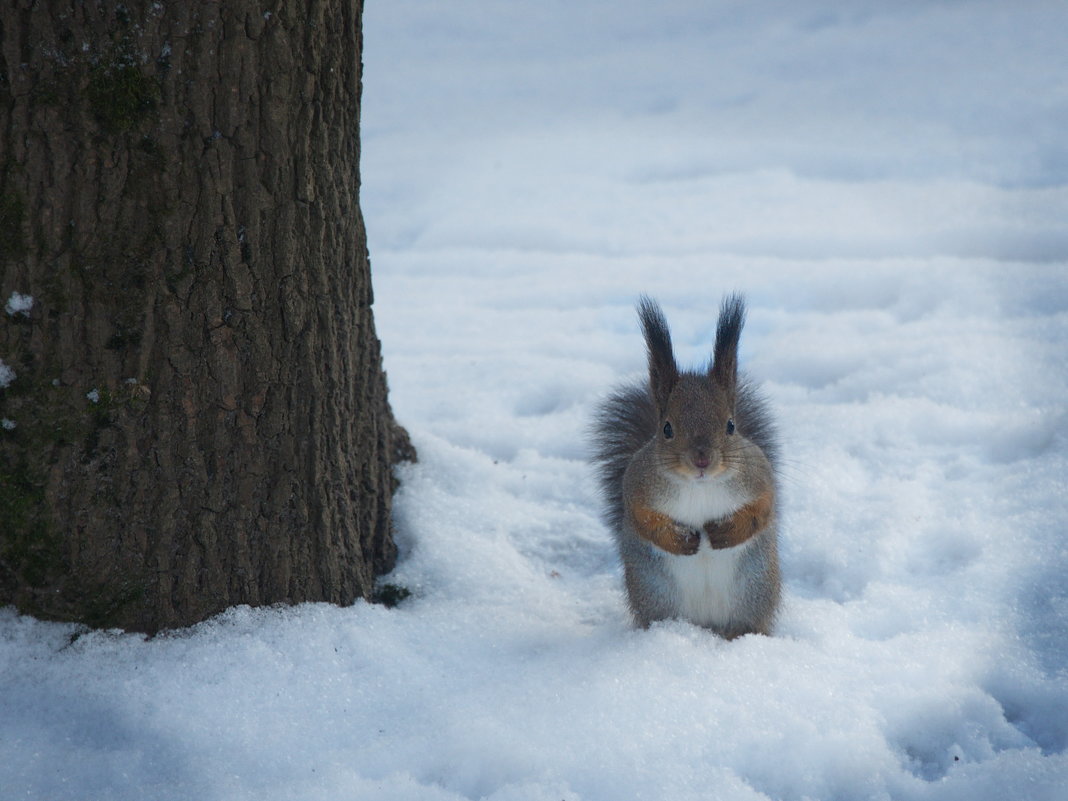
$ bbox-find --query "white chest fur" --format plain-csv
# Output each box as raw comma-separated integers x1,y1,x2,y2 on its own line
658,472,745,528
661,540,753,627
656,475,751,627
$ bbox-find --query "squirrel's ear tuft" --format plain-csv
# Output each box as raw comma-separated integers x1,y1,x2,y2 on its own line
637,295,678,412
710,293,746,389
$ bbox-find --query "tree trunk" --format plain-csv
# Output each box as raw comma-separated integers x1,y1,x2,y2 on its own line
0,0,412,632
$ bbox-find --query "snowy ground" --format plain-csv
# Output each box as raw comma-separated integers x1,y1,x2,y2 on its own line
3,2,1068,799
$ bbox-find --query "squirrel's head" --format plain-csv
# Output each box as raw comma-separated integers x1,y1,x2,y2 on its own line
638,294,745,481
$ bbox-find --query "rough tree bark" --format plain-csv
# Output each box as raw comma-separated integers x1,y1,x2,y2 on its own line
0,1,413,632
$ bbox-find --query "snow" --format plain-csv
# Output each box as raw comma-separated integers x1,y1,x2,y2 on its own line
85,388,100,404
2,293,31,389
3,2,1067,799
4,291,33,317
0,357,15,389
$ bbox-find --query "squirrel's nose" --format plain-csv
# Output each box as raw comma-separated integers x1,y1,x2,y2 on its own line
693,453,711,470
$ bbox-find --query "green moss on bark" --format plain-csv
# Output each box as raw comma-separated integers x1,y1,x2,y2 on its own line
0,456,63,590
0,192,26,263
86,60,160,133
1,385,149,628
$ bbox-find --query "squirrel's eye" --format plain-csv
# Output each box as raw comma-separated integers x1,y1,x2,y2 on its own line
726,419,736,435
663,421,674,440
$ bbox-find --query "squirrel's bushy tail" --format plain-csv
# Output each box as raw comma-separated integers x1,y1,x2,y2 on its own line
590,384,656,533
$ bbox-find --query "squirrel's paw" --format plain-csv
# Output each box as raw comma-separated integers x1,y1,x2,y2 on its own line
668,523,702,556
704,493,771,549
703,519,738,550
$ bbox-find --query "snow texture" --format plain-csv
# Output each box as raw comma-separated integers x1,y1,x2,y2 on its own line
0,357,15,389
4,291,33,317
3,2,1067,799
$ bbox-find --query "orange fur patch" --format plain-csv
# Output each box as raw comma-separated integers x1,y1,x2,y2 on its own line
703,489,774,549
632,503,700,555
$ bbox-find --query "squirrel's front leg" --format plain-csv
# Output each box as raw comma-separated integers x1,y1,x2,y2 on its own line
630,503,701,555
703,489,774,550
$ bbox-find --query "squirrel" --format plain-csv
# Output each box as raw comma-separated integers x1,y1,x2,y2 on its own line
591,294,781,638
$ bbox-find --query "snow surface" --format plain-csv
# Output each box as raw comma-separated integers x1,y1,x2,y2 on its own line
3,2,1068,799
4,291,33,317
